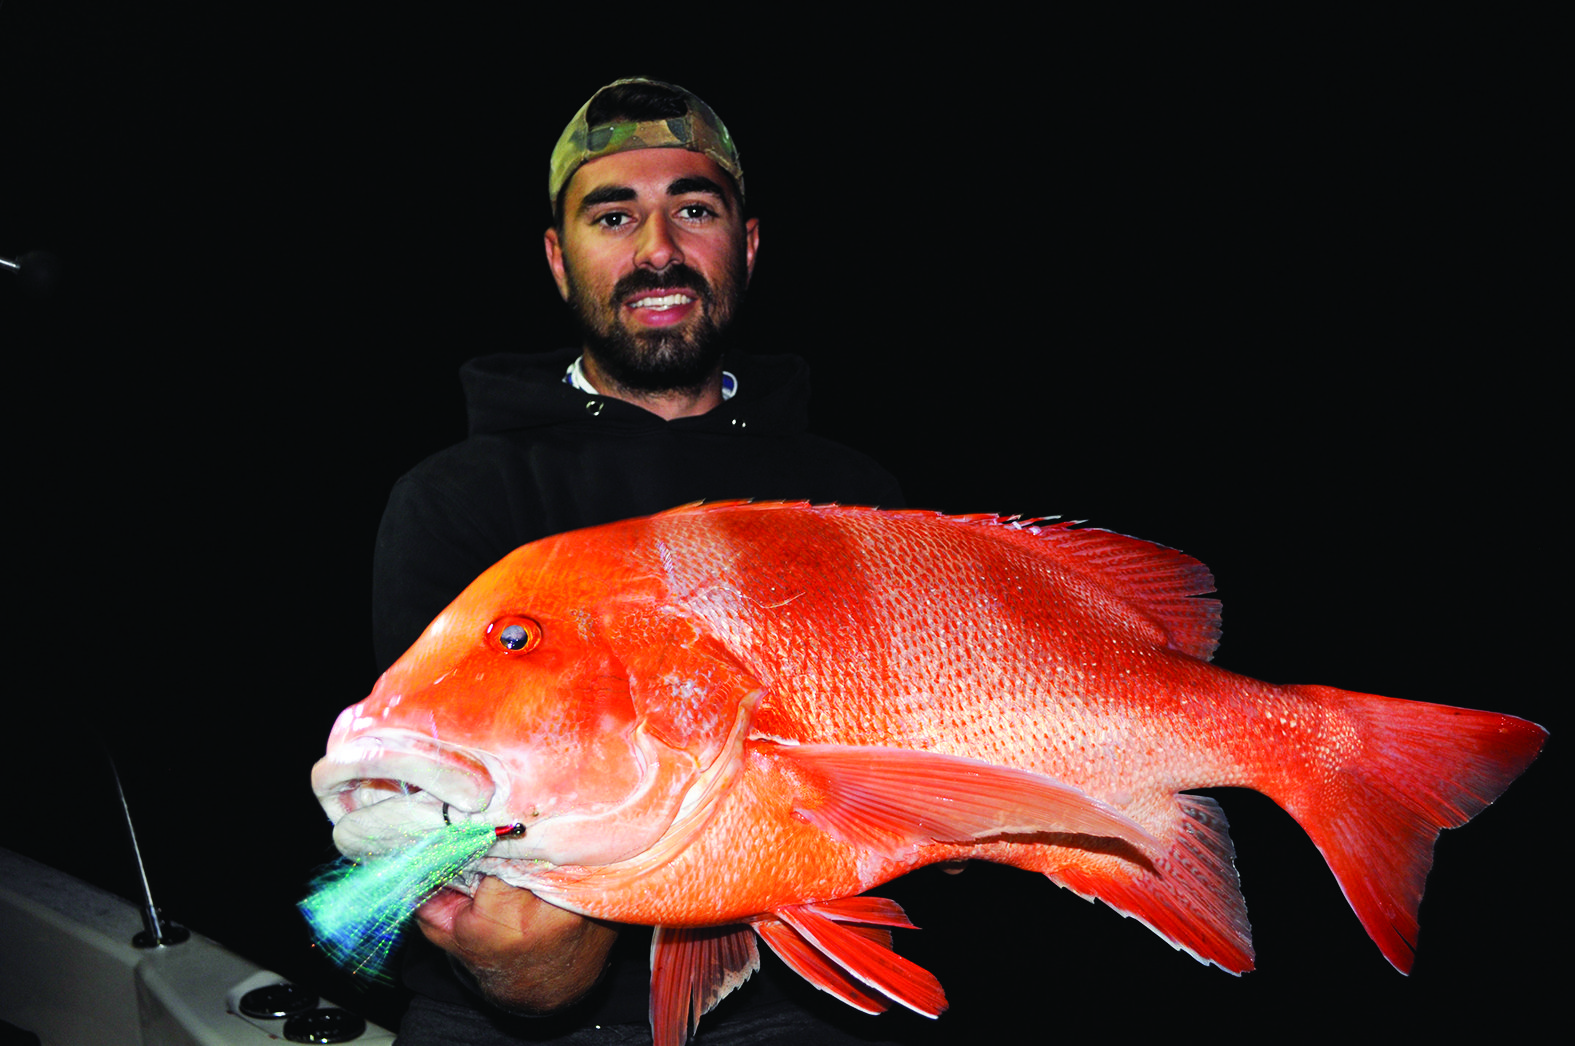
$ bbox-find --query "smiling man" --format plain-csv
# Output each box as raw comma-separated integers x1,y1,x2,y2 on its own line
544,80,758,420
547,146,758,414
372,80,904,1044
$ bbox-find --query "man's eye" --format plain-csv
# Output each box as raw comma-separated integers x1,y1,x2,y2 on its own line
679,205,715,220
595,213,630,228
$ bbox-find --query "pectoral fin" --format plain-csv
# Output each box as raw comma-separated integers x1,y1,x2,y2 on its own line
772,743,1159,862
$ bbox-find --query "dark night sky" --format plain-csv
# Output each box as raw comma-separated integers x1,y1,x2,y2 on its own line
3,6,1559,1040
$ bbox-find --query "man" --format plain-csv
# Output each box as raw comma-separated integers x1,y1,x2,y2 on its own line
374,78,903,1043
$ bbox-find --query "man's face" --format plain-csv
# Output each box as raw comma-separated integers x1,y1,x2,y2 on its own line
544,148,759,394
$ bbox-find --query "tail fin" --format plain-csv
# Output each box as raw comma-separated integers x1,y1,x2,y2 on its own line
1281,686,1545,972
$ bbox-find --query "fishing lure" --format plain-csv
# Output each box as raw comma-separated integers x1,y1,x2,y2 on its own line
300,820,524,979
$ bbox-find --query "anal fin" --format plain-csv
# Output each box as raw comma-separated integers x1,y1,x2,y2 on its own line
1050,793,1254,973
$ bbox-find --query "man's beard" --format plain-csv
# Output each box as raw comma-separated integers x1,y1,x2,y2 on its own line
566,261,744,395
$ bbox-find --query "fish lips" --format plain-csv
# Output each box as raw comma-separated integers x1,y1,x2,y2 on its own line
311,730,507,857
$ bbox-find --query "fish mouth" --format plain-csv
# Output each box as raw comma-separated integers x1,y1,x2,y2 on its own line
311,730,505,857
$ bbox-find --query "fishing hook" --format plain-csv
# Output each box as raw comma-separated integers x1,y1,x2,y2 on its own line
442,802,526,838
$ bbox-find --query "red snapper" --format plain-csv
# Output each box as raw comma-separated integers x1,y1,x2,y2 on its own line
312,502,1545,1045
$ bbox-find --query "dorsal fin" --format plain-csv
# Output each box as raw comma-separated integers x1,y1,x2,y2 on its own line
966,516,1222,660
649,502,1222,661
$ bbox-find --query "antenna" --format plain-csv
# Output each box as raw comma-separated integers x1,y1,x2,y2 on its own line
1,250,62,296
109,757,190,948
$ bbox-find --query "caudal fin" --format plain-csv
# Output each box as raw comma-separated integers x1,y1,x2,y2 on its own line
1281,686,1545,972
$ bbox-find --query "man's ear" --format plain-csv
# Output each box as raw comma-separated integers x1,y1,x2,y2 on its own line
744,218,760,287
544,227,570,301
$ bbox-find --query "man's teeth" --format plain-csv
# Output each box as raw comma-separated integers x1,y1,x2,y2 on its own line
630,293,693,309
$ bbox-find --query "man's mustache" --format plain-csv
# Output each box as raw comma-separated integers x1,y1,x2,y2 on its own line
611,265,712,303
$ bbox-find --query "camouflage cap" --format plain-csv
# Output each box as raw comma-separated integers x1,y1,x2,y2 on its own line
548,78,744,207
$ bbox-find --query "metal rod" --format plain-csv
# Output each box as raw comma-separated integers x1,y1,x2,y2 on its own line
109,757,188,947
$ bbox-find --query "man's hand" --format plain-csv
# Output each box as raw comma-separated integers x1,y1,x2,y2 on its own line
415,876,621,1014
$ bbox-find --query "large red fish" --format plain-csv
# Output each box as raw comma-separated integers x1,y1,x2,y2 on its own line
312,502,1544,1045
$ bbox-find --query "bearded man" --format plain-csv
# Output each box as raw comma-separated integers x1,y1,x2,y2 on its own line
372,78,904,1044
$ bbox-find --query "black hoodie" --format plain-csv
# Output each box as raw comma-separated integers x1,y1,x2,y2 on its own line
373,349,904,671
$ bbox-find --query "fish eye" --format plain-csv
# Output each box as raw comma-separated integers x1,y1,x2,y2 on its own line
488,616,542,654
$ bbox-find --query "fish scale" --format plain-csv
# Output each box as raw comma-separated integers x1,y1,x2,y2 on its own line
312,501,1545,1046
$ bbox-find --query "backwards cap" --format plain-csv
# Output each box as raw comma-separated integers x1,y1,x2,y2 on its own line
548,78,744,207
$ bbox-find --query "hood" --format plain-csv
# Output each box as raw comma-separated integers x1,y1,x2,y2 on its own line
459,350,816,438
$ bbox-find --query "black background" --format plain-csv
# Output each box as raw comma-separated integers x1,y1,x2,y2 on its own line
3,5,1559,1040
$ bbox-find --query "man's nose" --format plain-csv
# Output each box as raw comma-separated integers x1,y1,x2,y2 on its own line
635,214,683,271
